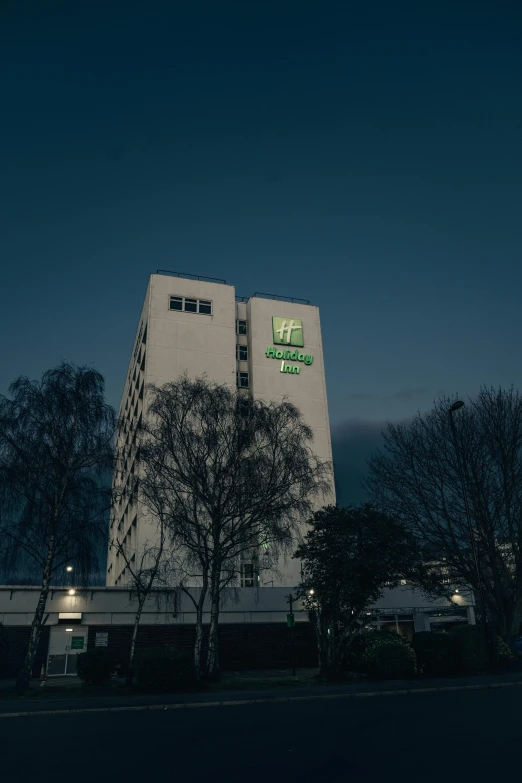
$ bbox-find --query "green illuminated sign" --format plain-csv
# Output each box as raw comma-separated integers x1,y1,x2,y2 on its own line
272,317,304,347
70,636,84,650
266,347,313,375
266,347,313,365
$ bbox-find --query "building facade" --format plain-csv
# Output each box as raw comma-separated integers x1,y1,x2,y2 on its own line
0,585,475,678
107,271,334,589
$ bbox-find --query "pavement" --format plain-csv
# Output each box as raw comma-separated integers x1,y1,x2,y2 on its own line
1,668,522,716
1,686,521,782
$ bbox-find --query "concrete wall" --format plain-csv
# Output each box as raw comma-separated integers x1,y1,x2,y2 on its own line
146,274,237,389
247,296,334,583
0,585,472,626
247,296,333,472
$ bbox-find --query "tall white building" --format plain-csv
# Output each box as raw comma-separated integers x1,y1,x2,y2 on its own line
107,271,334,589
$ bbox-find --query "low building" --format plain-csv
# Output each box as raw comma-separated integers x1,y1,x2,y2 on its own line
0,585,474,678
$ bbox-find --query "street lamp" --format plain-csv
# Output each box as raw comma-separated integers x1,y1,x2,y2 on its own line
448,400,493,669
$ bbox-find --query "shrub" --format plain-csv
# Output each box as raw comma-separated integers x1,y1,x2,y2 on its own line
362,634,417,679
76,648,118,686
497,636,514,662
343,629,398,672
0,624,9,678
450,625,488,674
135,647,194,692
412,632,456,677
344,629,416,679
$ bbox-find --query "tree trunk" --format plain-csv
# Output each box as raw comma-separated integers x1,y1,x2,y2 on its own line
193,586,207,681
126,598,145,685
313,610,332,679
507,591,522,651
205,567,221,680
16,535,55,692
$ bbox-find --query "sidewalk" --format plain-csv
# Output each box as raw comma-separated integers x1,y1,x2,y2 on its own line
1,669,522,716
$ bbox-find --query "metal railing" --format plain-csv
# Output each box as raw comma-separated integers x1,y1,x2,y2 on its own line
156,270,227,284
251,292,311,305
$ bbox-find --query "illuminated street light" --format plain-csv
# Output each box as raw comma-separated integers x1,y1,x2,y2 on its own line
68,589,76,596
66,566,73,573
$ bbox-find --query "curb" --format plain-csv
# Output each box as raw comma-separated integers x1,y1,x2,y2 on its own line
0,680,521,718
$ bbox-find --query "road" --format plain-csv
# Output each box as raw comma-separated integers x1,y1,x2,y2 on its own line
2,688,520,782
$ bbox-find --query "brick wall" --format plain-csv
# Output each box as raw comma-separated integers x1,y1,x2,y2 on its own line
88,622,318,672
1,622,317,679
3,626,50,679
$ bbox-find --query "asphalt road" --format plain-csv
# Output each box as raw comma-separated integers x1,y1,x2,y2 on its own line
2,688,520,783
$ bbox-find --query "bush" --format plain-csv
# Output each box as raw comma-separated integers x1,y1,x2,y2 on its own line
76,648,118,686
497,636,514,662
412,632,456,677
0,624,9,678
343,629,398,672
344,629,416,679
450,625,488,673
135,647,194,692
362,634,417,679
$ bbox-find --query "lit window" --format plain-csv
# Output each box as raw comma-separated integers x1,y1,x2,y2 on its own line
236,344,248,362
236,319,247,335
240,563,254,587
237,372,249,388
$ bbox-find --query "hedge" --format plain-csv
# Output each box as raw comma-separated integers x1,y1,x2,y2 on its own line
412,632,456,677
76,648,118,685
344,630,417,679
135,647,194,692
0,623,9,679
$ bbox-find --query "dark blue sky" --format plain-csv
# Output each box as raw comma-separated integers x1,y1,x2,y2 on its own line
1,1,521,502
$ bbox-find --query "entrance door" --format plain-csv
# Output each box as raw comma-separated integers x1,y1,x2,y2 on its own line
47,627,87,676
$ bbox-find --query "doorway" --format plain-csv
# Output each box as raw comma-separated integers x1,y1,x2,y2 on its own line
47,626,88,676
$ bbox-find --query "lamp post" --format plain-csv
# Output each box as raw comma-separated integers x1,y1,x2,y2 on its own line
448,400,493,670
287,594,296,676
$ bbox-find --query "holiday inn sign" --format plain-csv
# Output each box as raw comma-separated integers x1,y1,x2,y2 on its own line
272,317,304,347
268,317,313,374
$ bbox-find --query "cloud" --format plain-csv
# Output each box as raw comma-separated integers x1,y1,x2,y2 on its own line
330,416,414,507
346,388,431,403
389,387,430,401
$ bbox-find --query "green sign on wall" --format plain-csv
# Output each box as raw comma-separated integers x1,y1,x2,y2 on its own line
272,317,304,347
70,636,84,650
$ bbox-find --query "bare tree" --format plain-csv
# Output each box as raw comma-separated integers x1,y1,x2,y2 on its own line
109,515,172,684
367,387,522,645
138,375,331,680
0,364,115,690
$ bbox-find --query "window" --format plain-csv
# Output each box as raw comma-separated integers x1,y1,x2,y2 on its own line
236,319,247,335
237,371,249,388
240,563,255,588
236,344,248,362
199,300,212,315
169,296,213,315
